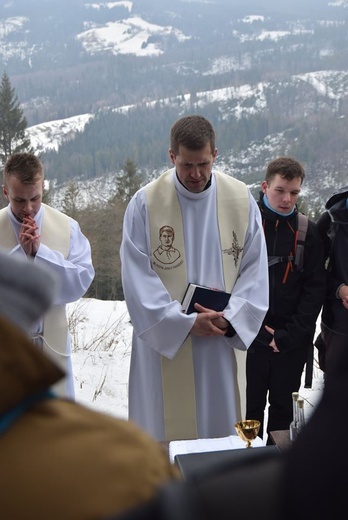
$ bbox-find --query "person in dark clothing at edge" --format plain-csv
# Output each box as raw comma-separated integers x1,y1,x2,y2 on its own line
316,185,348,374
108,327,348,520
246,157,326,441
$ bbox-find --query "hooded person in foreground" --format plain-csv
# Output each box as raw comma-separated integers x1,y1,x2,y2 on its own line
0,250,179,520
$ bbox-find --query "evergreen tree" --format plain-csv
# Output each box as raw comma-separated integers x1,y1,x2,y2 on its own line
80,199,127,301
61,180,81,220
115,159,142,203
0,72,32,165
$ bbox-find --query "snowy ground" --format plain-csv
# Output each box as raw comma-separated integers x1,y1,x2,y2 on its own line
69,298,132,420
69,298,325,441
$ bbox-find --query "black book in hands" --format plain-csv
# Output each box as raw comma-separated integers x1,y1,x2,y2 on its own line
181,283,231,314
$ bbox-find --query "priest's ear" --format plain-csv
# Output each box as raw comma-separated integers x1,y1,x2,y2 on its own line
168,149,176,165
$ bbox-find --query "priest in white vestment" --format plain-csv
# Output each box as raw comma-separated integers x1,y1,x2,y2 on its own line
0,153,95,399
120,115,268,441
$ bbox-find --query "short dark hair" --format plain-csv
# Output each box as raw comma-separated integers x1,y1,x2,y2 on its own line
4,153,44,185
170,115,216,156
265,157,305,184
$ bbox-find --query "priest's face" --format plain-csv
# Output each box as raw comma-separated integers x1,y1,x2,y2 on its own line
169,143,217,193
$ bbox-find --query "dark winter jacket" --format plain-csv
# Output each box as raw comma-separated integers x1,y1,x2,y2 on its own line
317,187,348,335
0,316,179,520
250,198,326,353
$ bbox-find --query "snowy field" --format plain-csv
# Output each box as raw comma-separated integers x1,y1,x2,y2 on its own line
70,298,325,441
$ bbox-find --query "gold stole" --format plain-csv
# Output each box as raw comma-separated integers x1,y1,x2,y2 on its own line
145,169,249,440
0,204,70,397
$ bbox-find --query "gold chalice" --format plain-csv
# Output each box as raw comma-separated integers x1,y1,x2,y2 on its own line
235,419,261,448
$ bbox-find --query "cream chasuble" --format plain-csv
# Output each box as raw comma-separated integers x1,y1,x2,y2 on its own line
145,169,249,440
0,204,70,396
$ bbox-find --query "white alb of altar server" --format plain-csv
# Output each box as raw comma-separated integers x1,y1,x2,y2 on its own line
0,203,94,399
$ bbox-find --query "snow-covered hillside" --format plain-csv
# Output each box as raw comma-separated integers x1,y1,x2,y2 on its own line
26,70,348,154
2,0,348,209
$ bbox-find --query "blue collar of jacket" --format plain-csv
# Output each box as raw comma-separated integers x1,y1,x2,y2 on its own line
0,390,55,436
258,193,298,223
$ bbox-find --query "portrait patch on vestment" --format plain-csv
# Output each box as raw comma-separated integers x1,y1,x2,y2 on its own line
152,225,182,270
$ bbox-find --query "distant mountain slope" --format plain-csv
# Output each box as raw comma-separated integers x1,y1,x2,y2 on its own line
1,0,348,209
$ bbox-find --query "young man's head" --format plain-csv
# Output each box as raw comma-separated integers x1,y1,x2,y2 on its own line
3,153,44,222
169,115,218,193
262,157,305,215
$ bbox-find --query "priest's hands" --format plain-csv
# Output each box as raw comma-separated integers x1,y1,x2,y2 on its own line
190,303,229,337
19,216,40,257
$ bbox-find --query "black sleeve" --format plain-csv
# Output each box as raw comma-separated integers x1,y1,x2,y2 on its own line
224,322,236,338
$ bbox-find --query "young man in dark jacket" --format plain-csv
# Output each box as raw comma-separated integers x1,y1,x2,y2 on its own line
316,186,348,375
246,157,326,440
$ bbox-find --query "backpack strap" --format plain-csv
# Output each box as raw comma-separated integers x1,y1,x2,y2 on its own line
294,213,308,272
268,255,294,267
268,213,308,271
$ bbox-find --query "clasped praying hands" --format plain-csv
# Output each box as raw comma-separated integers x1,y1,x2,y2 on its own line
19,216,40,257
